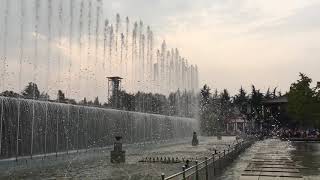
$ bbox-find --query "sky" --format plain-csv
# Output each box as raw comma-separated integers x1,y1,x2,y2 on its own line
104,0,320,94
1,0,320,99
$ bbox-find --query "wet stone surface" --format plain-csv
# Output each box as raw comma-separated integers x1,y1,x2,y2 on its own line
0,136,236,179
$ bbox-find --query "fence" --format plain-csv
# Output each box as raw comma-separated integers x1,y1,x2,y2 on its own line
161,137,255,180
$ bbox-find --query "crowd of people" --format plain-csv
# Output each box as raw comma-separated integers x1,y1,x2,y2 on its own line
276,128,320,139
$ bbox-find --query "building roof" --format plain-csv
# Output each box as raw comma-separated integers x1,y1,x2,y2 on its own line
107,76,123,80
263,96,288,104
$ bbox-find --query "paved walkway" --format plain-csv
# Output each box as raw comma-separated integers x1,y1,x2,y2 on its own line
240,138,303,180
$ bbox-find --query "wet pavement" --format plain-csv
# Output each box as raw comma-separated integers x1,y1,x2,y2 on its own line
0,136,236,180
218,138,320,180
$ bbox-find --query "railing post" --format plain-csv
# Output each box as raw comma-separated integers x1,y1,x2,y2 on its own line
161,173,165,180
182,166,186,180
205,157,208,180
235,142,238,153
195,160,199,180
212,153,215,177
218,153,221,171
223,150,226,166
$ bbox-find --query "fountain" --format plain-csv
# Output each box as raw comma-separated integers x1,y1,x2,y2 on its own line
0,0,199,160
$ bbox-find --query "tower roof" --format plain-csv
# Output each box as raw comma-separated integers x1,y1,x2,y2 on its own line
107,76,123,80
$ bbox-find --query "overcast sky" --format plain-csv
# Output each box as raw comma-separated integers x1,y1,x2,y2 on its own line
105,0,320,94
1,0,320,97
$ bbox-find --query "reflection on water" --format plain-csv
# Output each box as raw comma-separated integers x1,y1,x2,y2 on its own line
291,142,320,178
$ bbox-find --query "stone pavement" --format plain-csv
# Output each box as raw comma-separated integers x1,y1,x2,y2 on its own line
240,138,303,180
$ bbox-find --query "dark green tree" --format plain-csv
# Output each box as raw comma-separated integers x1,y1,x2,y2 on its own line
0,90,20,98
287,73,316,125
22,82,40,99
57,90,65,102
39,92,50,100
199,85,212,135
250,85,264,128
233,87,248,115
94,96,100,106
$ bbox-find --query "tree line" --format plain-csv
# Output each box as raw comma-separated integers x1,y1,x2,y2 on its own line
199,84,281,135
199,73,320,136
0,82,198,118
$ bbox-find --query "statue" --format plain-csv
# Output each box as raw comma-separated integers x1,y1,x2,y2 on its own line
110,136,126,163
192,132,199,146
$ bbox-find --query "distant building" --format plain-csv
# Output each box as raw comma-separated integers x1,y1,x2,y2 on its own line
262,96,289,128
226,107,247,134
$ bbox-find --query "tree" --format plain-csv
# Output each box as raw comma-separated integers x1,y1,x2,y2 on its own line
22,82,40,99
94,96,100,106
79,97,87,105
250,85,264,128
234,87,248,114
287,73,316,126
265,88,272,100
219,89,232,130
199,85,213,135
39,92,50,100
57,90,65,102
0,90,20,98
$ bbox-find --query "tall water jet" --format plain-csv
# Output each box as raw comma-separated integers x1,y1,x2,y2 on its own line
94,1,101,93
148,30,154,91
0,0,10,156
78,0,84,99
156,49,161,86
44,0,53,158
170,50,174,91
146,27,150,82
103,19,109,72
56,0,64,157
115,14,120,56
120,33,125,77
30,0,41,159
15,0,26,161
125,17,129,79
166,51,171,93
87,0,92,99
65,0,75,154
108,25,114,75
141,34,145,91
160,41,166,94
138,21,144,84
131,22,138,91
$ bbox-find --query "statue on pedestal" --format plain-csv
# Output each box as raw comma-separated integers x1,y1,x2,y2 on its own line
110,136,126,163
192,132,199,146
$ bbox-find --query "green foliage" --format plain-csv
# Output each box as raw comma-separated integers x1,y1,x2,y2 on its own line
22,82,40,99
250,85,264,122
57,90,65,102
287,73,319,127
199,85,212,135
94,96,100,106
233,87,248,114
0,90,21,98
199,85,234,136
39,92,50,100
